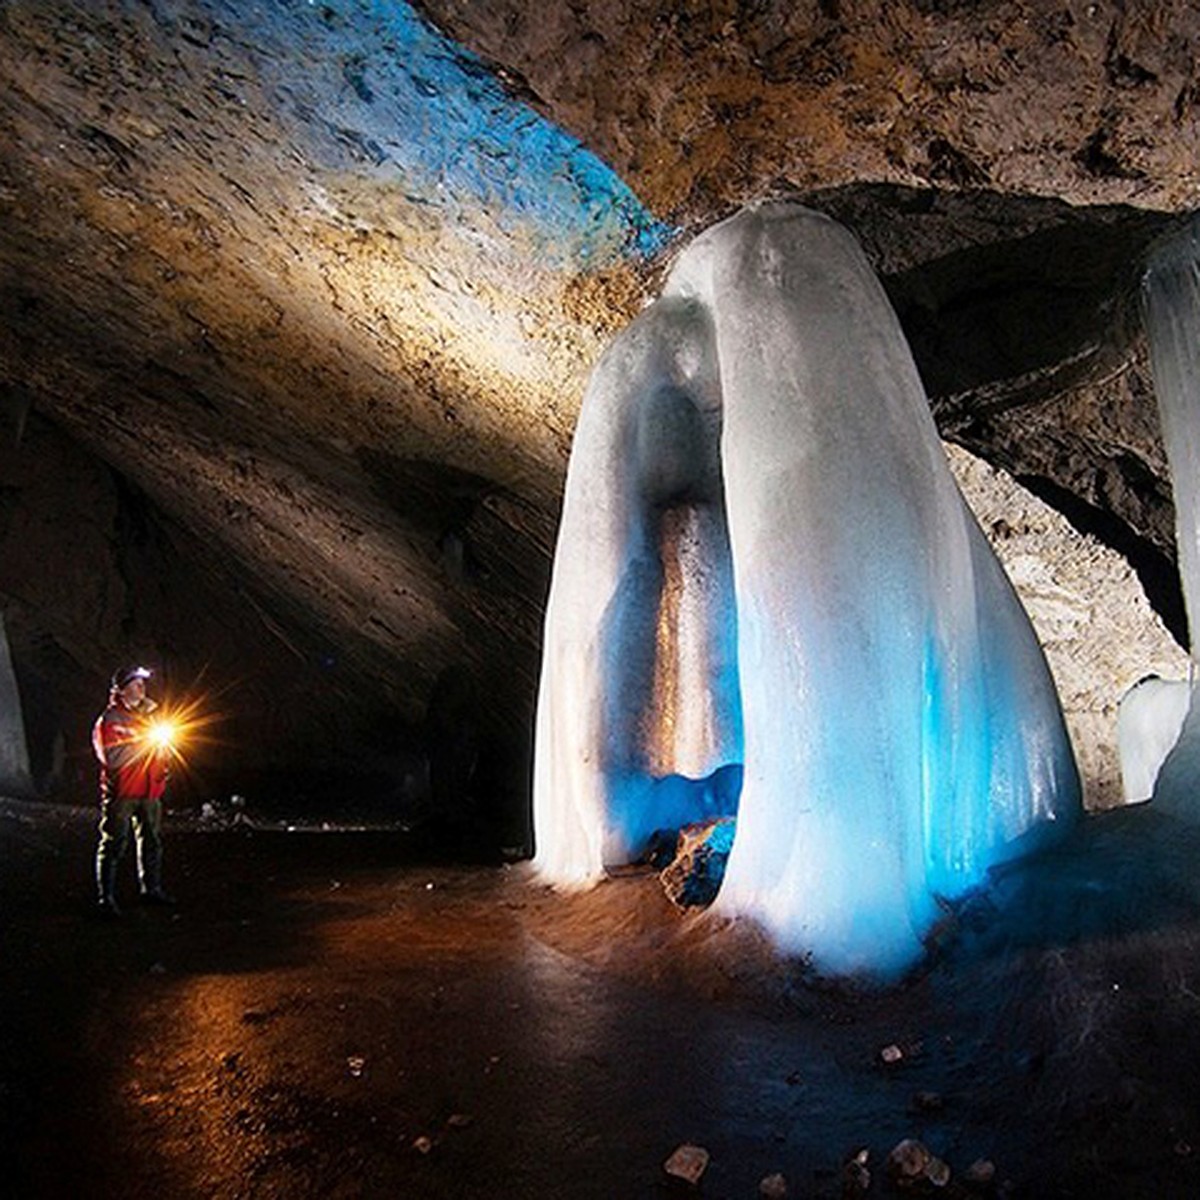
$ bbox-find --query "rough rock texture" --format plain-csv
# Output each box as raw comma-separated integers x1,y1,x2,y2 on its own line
0,415,343,797
0,1,1194,822
659,817,737,908
420,0,1200,219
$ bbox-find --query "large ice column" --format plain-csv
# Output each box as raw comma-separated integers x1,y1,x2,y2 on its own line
534,203,1079,976
532,296,743,882
1143,219,1200,641
0,612,33,797
1137,219,1200,814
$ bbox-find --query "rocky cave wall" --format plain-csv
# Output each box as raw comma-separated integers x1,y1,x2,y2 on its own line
2,1,1199,831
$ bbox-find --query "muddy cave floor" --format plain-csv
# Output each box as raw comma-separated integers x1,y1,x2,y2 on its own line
3,797,1200,1199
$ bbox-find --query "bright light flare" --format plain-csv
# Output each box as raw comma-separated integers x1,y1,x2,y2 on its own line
135,695,218,769
147,719,178,751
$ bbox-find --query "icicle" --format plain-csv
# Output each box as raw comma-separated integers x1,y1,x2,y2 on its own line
533,204,1079,975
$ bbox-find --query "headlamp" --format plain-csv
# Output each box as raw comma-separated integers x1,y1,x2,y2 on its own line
113,664,153,689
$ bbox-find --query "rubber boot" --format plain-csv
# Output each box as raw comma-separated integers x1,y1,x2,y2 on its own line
136,807,172,904
96,855,122,918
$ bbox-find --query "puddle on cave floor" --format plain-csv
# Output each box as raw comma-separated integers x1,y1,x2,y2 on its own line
3,798,1200,1198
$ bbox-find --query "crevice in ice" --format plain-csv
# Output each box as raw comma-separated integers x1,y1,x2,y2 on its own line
593,389,745,862
531,292,744,883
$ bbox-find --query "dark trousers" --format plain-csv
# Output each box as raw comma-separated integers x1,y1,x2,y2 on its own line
95,796,163,901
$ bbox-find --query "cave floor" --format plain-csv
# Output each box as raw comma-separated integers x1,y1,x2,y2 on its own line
3,798,1200,1199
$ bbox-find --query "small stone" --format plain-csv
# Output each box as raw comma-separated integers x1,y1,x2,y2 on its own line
412,1135,433,1154
346,1055,365,1077
963,1158,996,1186
664,1143,710,1184
447,1112,473,1128
925,1156,951,1187
659,818,737,908
841,1149,871,1196
759,1171,788,1197
887,1138,931,1184
880,1043,904,1064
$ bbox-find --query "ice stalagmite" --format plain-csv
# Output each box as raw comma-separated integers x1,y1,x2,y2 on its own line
1116,675,1190,803
534,204,1079,976
0,612,32,797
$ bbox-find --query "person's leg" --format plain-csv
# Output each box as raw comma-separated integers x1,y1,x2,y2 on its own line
95,798,132,914
132,799,168,900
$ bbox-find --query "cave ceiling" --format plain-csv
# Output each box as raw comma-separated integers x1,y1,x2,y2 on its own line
1,0,1198,804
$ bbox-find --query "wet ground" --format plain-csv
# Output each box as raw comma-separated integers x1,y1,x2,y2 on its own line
3,797,1200,1199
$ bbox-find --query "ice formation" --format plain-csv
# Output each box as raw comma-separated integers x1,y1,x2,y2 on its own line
1116,675,1191,803
534,204,1080,976
1137,219,1200,814
0,612,32,796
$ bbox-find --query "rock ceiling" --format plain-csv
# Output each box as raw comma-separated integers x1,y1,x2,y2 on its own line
1,1,1198,819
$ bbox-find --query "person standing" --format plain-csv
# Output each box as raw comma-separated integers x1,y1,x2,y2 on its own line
92,665,174,916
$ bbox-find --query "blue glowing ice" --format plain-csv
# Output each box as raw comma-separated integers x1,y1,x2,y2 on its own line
534,204,1080,977
215,0,672,266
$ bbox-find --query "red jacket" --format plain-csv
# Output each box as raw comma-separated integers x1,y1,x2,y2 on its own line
92,701,169,802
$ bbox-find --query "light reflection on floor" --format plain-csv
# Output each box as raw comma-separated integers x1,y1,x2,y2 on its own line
6,800,1200,1198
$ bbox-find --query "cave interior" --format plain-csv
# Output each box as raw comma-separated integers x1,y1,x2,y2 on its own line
4,3,1198,856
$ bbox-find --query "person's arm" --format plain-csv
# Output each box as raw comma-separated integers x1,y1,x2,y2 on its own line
97,711,139,771
91,715,107,765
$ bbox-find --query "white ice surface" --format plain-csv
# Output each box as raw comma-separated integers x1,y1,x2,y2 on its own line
1116,676,1190,804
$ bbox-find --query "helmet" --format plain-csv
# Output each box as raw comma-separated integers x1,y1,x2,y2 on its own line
111,664,153,689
